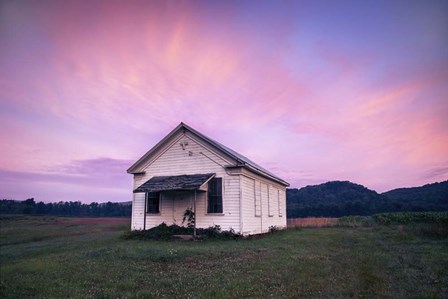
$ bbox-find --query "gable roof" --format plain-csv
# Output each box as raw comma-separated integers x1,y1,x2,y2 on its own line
127,122,289,186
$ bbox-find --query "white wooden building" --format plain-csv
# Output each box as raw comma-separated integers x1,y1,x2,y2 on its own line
127,123,289,235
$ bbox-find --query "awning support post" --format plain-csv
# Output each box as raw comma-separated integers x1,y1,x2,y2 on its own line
193,190,197,238
143,192,147,230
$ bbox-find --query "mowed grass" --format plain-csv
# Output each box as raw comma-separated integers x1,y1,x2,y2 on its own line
1,216,447,298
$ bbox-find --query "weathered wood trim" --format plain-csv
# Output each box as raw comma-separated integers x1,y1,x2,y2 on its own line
244,164,289,187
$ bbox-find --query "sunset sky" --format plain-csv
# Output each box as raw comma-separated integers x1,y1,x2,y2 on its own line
1,0,447,203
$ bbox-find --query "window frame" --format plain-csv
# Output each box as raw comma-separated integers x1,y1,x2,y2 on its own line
254,180,261,217
268,185,274,217
278,189,283,217
207,178,223,214
146,192,160,214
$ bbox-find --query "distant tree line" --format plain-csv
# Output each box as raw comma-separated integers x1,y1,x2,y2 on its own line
0,198,131,217
287,181,448,218
2,181,447,218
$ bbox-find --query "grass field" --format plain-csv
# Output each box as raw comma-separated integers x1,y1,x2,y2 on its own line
1,215,447,298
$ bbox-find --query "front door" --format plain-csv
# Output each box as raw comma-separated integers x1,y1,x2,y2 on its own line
169,191,193,226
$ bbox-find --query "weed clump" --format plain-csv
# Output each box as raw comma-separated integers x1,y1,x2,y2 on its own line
268,225,282,233
122,223,243,241
121,223,188,240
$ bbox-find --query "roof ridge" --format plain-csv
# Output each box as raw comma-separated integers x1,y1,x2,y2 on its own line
180,123,288,186
128,122,288,186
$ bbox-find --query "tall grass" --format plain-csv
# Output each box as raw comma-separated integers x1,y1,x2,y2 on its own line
1,215,447,298
287,217,338,228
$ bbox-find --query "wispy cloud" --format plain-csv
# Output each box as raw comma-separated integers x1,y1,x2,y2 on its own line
424,165,448,180
49,158,134,176
1,0,447,200
0,158,132,202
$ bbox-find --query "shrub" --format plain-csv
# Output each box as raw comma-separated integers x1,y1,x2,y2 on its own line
373,212,448,225
122,223,243,241
182,208,195,228
268,226,281,233
199,225,243,240
121,223,190,240
201,225,224,239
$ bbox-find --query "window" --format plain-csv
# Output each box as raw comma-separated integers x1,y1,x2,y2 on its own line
147,192,160,214
207,178,223,213
278,190,283,217
255,181,261,217
268,185,274,217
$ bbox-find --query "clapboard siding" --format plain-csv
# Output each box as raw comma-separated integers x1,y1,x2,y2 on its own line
268,185,287,229
132,132,241,232
269,185,278,217
261,182,270,232
240,171,287,234
138,132,231,180
131,192,145,230
255,180,261,217
241,176,260,234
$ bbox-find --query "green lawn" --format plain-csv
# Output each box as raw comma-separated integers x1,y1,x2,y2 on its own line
1,215,447,298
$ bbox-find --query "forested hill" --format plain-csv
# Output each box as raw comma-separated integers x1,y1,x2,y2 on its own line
287,181,386,217
287,180,448,218
382,181,448,207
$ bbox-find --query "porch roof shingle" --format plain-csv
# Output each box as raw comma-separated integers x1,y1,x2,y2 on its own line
133,173,215,193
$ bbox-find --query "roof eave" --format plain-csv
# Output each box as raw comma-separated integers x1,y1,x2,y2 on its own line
133,173,216,193
128,171,146,175
226,164,289,187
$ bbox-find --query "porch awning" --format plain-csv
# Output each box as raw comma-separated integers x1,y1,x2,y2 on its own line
133,173,216,193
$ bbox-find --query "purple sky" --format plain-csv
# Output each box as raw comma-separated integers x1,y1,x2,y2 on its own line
1,0,447,203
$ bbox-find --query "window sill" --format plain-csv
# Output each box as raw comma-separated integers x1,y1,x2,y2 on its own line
205,213,225,216
146,213,161,216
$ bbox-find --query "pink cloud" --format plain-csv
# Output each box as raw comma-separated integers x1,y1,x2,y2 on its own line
1,0,447,201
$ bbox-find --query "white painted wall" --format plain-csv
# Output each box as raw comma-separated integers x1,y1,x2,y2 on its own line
131,130,287,235
240,171,287,235
131,131,241,232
